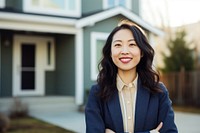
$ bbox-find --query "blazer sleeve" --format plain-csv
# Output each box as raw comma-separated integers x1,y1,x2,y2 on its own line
158,83,178,133
85,85,105,133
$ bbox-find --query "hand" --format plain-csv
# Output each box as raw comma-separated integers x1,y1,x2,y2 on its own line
150,122,163,133
105,128,115,133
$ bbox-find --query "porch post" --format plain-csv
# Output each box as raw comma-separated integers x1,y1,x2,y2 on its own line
75,28,84,105
0,33,1,95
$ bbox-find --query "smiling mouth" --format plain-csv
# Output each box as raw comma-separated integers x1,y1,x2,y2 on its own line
119,57,132,63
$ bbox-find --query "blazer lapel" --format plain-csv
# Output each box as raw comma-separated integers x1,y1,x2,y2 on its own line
135,78,150,131
107,89,124,132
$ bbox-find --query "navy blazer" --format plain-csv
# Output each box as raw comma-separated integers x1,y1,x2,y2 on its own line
85,78,178,133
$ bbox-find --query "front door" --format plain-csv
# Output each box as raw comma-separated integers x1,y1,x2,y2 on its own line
13,35,54,96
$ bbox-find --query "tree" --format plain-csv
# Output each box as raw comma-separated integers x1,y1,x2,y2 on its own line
162,29,195,73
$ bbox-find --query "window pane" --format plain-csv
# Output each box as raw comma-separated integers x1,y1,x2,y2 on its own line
42,0,65,9
21,71,35,90
96,40,105,73
47,42,51,65
119,0,126,6
31,0,40,6
26,0,79,16
67,0,75,10
108,0,115,8
0,0,5,8
21,44,35,67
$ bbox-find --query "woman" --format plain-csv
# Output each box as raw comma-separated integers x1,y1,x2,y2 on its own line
85,20,178,133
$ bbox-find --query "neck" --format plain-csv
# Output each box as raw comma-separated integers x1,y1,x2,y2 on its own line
118,69,137,84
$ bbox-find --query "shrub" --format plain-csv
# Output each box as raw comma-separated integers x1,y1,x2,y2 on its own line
0,112,10,133
9,97,29,119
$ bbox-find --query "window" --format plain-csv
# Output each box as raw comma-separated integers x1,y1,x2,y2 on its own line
45,39,55,70
23,0,80,17
103,0,131,9
0,0,5,8
91,32,109,80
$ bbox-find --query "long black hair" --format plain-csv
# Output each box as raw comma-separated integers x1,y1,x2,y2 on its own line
97,21,161,101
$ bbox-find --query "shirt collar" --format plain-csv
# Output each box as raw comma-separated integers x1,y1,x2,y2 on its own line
116,74,138,92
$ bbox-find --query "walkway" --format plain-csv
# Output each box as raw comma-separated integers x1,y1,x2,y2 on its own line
30,108,200,133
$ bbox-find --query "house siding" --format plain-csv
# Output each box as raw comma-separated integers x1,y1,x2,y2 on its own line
55,34,75,96
45,71,56,95
132,0,140,16
83,15,124,90
6,0,23,11
0,30,13,97
82,0,140,16
82,0,102,15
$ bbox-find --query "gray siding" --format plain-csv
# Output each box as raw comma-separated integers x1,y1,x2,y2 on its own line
6,0,23,11
82,0,102,15
83,15,124,90
45,71,56,95
132,0,140,16
0,31,13,97
55,34,75,96
82,0,140,16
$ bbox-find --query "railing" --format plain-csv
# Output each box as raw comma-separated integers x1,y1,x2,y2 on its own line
160,70,200,107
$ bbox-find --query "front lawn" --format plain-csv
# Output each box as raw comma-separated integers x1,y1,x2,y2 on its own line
7,116,75,133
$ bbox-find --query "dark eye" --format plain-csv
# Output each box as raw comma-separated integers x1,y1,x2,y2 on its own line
130,43,137,46
114,43,121,47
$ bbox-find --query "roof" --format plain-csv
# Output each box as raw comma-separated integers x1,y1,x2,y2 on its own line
76,7,164,36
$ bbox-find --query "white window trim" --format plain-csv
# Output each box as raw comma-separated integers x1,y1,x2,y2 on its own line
103,0,131,10
23,0,81,17
0,0,5,8
91,32,109,81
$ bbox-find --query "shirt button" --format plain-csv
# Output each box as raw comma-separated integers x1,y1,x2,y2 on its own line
127,101,130,104
128,116,131,120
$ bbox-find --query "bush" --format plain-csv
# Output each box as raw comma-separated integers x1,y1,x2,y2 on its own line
0,112,10,133
9,97,29,119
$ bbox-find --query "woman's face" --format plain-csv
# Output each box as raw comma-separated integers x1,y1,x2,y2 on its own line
111,29,142,73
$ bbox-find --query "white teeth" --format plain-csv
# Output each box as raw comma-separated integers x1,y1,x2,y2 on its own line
120,58,131,62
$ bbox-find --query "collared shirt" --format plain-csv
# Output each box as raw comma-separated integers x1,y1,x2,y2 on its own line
116,74,138,133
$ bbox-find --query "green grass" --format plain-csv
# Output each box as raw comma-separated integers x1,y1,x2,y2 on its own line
7,116,75,133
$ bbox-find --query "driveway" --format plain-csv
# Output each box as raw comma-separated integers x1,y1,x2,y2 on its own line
175,112,200,133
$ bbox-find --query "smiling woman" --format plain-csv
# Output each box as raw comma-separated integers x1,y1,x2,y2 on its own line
111,29,141,75
85,19,178,133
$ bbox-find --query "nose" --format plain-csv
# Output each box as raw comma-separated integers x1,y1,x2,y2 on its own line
121,45,129,54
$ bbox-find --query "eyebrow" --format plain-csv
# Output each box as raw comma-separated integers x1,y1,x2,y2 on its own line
112,39,135,43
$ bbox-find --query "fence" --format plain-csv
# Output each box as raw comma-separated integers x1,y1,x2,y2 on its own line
160,70,200,107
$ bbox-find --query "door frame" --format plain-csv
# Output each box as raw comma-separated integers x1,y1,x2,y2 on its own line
12,35,54,96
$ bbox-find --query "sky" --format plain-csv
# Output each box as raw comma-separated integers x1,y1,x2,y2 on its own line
141,0,200,27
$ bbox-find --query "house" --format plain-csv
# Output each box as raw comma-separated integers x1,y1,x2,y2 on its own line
0,0,163,108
